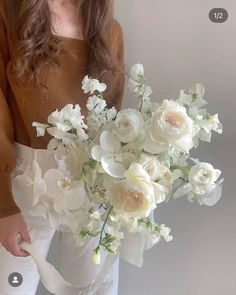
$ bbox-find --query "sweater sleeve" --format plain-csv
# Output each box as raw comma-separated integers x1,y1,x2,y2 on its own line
0,2,21,218
105,18,125,112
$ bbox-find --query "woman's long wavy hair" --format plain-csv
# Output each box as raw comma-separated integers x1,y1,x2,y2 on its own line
5,0,120,89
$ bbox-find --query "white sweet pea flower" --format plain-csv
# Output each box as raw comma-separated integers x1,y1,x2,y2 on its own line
90,210,100,221
86,95,107,113
113,108,145,143
129,78,153,100
92,246,101,264
177,83,207,109
106,107,117,121
159,224,173,242
32,122,49,137
86,95,100,111
107,163,157,218
144,99,194,154
82,75,107,94
46,104,88,143
130,63,144,81
104,224,124,254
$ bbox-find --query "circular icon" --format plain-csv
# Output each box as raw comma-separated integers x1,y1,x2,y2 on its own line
209,8,228,23
8,272,23,287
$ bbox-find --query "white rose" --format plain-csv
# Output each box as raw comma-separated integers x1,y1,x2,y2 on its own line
108,163,156,218
113,109,144,143
138,153,161,181
82,75,107,94
188,162,221,195
144,99,194,153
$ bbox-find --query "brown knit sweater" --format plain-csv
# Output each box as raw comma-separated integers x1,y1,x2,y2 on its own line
0,2,125,218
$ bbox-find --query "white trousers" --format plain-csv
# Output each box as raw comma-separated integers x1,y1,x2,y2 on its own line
0,142,119,295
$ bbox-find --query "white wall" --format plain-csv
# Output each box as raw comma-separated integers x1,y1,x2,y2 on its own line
115,1,236,295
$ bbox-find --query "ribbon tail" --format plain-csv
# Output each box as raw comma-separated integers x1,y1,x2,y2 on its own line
20,241,118,295
20,241,92,295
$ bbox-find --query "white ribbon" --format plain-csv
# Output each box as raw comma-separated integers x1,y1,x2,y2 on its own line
20,241,118,295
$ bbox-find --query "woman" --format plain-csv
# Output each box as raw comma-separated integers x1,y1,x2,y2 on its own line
0,0,125,294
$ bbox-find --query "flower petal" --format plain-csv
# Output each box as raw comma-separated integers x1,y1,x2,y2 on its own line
201,184,222,206
100,130,121,153
173,183,192,199
43,169,64,198
143,131,168,154
101,156,126,178
91,145,103,162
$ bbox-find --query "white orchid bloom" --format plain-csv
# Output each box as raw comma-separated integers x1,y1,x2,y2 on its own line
91,130,135,178
27,159,88,230
43,169,87,213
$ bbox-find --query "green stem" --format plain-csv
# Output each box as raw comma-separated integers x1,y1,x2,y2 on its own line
170,165,190,175
98,205,113,246
139,96,143,112
180,176,188,183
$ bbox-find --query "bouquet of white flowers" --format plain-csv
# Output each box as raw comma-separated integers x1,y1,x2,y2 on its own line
31,64,224,269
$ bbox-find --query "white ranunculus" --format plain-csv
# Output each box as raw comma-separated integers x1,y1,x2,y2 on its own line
188,162,221,195
107,163,156,218
173,162,223,206
144,99,194,153
113,108,144,143
130,63,144,81
82,75,107,94
138,153,161,181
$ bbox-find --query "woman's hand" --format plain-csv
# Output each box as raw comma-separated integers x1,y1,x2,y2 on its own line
0,212,31,257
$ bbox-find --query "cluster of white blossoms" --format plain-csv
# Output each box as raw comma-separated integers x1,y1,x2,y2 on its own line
31,63,224,267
